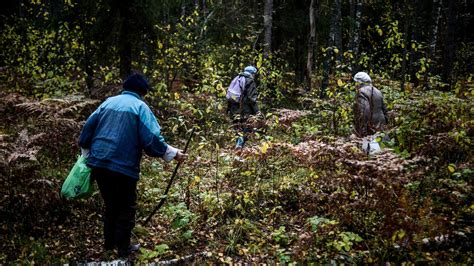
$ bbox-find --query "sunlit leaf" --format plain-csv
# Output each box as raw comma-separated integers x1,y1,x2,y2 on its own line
448,164,455,173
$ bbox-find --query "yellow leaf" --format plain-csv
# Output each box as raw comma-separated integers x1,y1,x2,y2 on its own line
398,230,406,239
241,171,252,177
334,48,339,54
377,28,383,36
260,142,270,154
337,79,343,87
447,164,455,173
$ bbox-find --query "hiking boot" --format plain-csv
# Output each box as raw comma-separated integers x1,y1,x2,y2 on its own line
235,136,245,149
118,243,140,257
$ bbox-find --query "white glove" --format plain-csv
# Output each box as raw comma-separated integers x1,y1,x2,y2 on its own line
81,148,90,158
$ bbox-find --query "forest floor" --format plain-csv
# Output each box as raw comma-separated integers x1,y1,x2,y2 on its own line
0,86,472,264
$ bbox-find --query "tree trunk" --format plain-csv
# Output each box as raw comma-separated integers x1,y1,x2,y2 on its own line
425,0,443,89
306,0,316,91
350,0,362,74
202,0,208,16
321,0,341,98
443,0,458,86
118,3,132,79
400,2,411,91
334,0,342,63
295,34,304,84
181,1,186,17
409,0,423,87
50,0,61,26
263,0,273,58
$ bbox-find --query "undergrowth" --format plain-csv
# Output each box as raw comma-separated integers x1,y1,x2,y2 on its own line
0,82,472,264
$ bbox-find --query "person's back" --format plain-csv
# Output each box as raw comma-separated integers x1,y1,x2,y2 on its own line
80,91,169,178
358,84,387,131
226,65,259,149
353,72,388,137
227,66,259,121
79,73,186,257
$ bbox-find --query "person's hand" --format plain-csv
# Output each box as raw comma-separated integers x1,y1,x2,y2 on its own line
174,150,188,163
81,148,90,158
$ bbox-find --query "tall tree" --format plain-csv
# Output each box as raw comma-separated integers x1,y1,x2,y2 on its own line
333,0,342,63
400,0,411,91
117,1,133,79
263,0,273,58
350,0,362,74
408,0,424,87
305,0,316,90
321,0,342,98
425,0,443,89
443,0,458,86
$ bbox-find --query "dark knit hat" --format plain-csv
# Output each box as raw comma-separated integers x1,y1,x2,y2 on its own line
123,73,150,95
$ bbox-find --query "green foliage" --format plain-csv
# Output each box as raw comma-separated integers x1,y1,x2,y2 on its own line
1,20,85,98
329,232,363,252
163,203,197,244
272,226,289,246
148,10,201,85
307,216,337,233
3,80,473,263
138,244,170,261
391,90,472,162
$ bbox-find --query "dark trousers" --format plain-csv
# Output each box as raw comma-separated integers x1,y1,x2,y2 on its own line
92,167,137,253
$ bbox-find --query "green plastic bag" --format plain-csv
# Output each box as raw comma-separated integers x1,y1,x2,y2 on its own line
61,155,92,199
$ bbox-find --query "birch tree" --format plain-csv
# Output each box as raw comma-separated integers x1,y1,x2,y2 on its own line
350,0,362,74
306,0,316,90
425,0,443,89
321,0,342,98
263,0,273,58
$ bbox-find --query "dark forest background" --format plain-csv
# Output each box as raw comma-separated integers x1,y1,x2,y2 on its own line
1,0,472,99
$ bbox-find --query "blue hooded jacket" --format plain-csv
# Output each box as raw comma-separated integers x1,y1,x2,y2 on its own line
79,91,173,179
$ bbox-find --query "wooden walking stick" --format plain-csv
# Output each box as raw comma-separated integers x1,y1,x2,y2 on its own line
143,127,195,226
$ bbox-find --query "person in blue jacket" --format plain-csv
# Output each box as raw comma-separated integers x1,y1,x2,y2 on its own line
79,73,187,257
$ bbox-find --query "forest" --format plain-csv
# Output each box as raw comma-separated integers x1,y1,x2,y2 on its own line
0,0,473,264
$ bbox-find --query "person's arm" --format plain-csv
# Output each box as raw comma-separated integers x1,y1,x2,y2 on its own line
245,79,259,114
78,107,101,149
138,104,182,162
355,92,370,136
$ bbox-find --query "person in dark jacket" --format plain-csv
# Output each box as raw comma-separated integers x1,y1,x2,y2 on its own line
226,66,260,148
353,72,389,137
79,73,187,257
227,66,259,120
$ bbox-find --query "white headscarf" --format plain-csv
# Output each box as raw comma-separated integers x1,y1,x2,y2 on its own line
353,72,372,83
